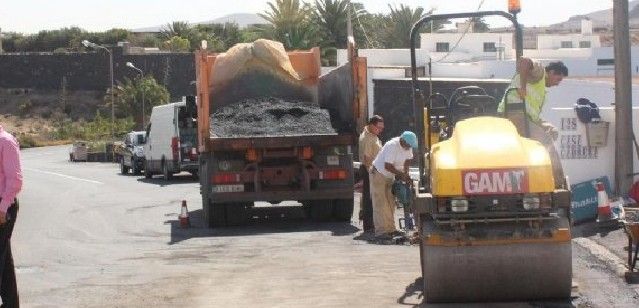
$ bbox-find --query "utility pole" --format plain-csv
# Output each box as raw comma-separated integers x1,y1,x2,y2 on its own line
613,0,634,196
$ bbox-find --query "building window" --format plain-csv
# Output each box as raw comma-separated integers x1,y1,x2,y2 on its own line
560,41,573,48
483,42,497,52
436,42,449,52
579,41,591,48
597,59,614,66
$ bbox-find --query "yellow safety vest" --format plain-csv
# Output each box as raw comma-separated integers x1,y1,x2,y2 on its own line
498,72,547,124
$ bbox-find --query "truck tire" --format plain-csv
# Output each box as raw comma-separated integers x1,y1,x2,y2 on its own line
332,198,354,222
207,201,226,228
305,201,333,222
144,160,152,179
225,203,247,226
120,158,129,175
132,156,142,175
162,160,173,181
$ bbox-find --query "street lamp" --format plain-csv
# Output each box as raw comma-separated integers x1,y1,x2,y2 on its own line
83,39,115,138
126,62,145,129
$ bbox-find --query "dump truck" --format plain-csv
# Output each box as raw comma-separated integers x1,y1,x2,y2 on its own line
409,10,572,303
195,39,367,227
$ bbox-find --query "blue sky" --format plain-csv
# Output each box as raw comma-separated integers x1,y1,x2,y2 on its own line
0,0,619,33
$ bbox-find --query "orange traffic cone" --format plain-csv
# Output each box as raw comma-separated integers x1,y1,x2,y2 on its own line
179,200,191,228
596,182,612,222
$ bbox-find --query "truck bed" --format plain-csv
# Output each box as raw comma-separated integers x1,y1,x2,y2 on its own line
208,133,354,150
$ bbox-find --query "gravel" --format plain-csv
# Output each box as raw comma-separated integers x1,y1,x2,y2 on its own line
210,97,337,137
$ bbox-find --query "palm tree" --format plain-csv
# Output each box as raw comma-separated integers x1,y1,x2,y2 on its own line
381,5,450,49
470,17,490,33
385,4,427,48
259,0,317,49
160,21,192,40
313,0,350,48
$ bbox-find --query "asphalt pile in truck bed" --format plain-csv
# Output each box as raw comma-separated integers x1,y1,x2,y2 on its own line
210,97,337,137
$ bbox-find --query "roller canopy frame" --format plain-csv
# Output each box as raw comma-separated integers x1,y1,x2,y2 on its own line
410,10,523,190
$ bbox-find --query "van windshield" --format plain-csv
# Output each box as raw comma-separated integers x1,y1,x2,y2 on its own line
135,134,146,145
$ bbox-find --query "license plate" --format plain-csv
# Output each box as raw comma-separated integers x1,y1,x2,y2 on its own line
462,168,529,195
212,184,244,193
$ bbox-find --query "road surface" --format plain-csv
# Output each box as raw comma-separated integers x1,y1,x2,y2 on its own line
13,145,639,307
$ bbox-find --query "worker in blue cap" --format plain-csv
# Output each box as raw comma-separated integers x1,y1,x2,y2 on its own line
369,131,417,239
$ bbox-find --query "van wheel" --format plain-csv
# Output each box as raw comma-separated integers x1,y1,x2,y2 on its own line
144,160,152,179
120,158,129,175
162,160,173,181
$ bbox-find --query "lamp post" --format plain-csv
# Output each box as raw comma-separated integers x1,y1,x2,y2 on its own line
83,40,114,138
126,62,145,129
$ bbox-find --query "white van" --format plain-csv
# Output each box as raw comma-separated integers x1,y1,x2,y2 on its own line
144,97,199,180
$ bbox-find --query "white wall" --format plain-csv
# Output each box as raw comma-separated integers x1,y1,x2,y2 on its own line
537,34,601,49
420,32,513,61
543,107,639,190
337,48,429,66
544,79,639,110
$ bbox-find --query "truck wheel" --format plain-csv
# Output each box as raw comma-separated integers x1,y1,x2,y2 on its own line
162,160,173,181
144,160,152,179
305,201,333,222
206,202,227,228
120,158,129,175
132,157,141,175
225,203,247,226
332,198,354,222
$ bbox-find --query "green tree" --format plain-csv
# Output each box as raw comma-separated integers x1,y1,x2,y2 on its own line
162,36,191,51
191,23,243,52
353,12,387,48
259,0,317,49
385,5,427,48
131,34,161,48
313,0,351,49
161,21,192,40
470,17,490,33
240,24,275,43
111,76,170,129
382,5,447,48
0,32,24,52
4,27,132,52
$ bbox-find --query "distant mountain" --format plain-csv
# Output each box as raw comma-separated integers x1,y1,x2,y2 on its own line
550,0,639,30
199,13,267,28
131,13,267,33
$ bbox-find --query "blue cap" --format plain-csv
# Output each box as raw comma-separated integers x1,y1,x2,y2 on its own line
401,131,418,149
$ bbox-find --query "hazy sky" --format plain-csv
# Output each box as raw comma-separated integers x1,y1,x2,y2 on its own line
0,0,619,33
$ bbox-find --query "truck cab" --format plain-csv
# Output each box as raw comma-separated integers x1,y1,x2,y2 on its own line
119,131,146,175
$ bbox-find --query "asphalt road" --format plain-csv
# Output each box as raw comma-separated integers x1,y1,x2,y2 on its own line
12,145,639,307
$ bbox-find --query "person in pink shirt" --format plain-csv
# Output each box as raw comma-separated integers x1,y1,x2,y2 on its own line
0,125,22,307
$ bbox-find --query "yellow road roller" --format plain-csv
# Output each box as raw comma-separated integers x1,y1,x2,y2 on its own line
409,10,572,303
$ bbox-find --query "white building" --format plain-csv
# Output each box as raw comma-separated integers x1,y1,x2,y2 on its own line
420,32,514,62
536,20,601,50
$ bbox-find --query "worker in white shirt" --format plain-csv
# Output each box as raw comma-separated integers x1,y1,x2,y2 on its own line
369,131,417,239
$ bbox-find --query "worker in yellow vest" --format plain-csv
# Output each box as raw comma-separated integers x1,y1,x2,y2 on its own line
498,58,569,187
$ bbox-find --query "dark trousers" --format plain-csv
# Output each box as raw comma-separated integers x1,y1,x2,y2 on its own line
0,201,18,308
359,165,374,232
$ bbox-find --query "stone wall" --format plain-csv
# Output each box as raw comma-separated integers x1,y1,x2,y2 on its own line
0,47,196,100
